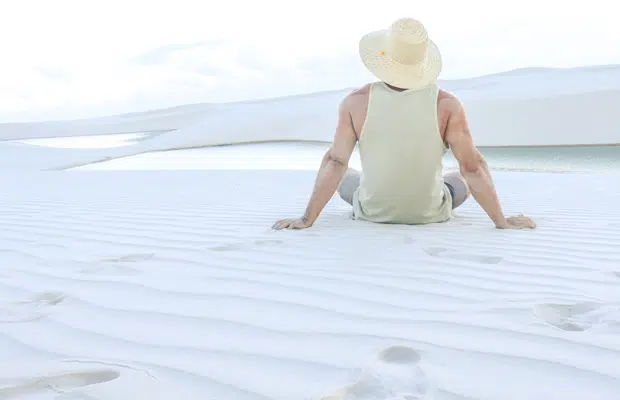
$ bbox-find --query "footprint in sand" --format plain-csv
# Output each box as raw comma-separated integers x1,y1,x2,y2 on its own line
423,247,503,265
0,360,162,399
208,239,283,252
80,253,155,275
0,291,66,323
321,345,432,400
99,253,156,263
534,302,620,332
0,370,119,398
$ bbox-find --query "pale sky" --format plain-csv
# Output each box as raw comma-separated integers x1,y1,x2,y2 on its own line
1,0,618,121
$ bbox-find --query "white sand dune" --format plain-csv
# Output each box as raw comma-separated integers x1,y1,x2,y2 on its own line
1,170,620,399
1,65,620,172
1,65,620,399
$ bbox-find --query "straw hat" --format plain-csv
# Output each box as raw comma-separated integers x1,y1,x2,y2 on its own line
359,18,442,90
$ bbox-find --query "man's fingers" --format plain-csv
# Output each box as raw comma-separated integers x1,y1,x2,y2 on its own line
519,217,536,229
520,216,536,229
272,220,288,230
273,219,298,230
273,219,310,230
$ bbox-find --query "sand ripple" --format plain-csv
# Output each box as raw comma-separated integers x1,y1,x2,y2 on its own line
1,170,620,399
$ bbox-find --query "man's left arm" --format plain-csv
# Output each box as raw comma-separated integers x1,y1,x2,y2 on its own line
272,97,358,230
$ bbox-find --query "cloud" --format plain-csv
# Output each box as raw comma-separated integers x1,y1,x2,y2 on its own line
0,36,372,122
1,0,618,122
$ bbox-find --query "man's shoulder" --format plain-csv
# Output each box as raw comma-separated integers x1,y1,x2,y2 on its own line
437,89,464,113
438,88,459,102
349,83,372,97
340,84,371,109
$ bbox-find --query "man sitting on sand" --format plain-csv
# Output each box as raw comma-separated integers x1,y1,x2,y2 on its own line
273,17,536,230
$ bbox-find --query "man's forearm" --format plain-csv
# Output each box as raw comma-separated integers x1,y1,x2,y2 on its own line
303,153,348,225
462,160,507,228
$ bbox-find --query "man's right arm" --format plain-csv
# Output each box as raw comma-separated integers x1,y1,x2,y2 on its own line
443,97,513,229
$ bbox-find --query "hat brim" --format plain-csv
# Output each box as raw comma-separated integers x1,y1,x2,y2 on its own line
359,30,442,90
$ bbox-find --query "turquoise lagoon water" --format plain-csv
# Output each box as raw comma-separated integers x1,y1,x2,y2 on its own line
10,134,620,173
459,145,620,174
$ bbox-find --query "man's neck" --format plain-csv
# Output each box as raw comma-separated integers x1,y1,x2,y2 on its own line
384,82,407,92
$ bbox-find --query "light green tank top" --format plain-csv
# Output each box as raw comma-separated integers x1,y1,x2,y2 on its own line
352,82,453,224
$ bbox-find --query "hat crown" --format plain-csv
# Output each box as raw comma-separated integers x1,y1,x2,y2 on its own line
358,16,442,89
386,18,429,65
389,18,428,44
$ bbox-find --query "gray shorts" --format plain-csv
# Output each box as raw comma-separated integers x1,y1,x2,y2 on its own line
443,172,470,209
338,169,469,210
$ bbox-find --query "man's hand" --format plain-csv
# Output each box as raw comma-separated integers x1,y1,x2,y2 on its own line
497,214,536,229
272,217,313,230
